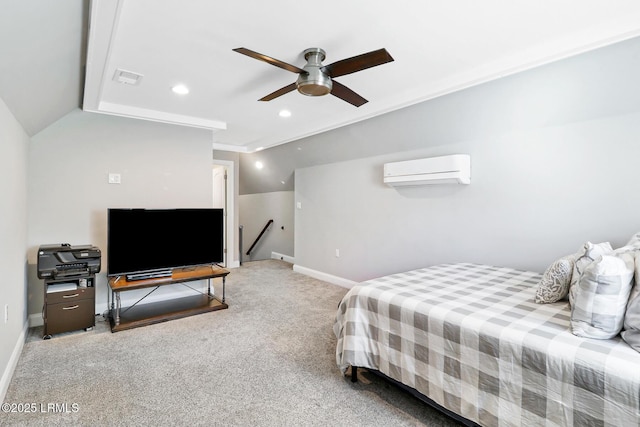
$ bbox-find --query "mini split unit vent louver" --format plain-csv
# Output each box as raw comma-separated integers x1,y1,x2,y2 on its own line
383,154,471,186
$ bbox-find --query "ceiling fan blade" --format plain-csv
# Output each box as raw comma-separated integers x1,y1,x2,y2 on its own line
330,81,368,107
259,82,297,101
322,48,394,78
233,47,305,74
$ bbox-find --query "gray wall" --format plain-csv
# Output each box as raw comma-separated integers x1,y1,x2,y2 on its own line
287,36,640,282
0,97,29,400
239,37,640,277
295,110,640,281
239,191,294,262
27,109,219,318
241,36,640,192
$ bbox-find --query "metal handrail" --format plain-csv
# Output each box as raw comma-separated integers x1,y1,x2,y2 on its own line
239,225,243,265
246,219,273,256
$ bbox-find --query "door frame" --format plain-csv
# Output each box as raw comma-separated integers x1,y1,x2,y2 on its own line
212,159,239,268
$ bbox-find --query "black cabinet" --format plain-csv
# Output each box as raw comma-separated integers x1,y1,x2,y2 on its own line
43,276,95,339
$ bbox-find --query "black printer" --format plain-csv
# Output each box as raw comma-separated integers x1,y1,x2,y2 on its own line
37,243,101,279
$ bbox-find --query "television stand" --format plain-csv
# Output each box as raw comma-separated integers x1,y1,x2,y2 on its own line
108,265,229,332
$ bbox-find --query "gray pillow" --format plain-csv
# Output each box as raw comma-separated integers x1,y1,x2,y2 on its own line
621,285,640,351
621,251,640,352
570,253,634,339
534,254,576,303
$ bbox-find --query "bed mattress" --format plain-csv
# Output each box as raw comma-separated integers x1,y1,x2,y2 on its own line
334,263,640,426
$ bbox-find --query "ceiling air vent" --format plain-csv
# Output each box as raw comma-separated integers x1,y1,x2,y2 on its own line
113,69,143,85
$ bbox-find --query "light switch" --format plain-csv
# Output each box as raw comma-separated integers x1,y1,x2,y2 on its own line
108,173,121,184
296,202,302,209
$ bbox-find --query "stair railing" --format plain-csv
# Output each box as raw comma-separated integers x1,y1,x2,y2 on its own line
246,219,274,256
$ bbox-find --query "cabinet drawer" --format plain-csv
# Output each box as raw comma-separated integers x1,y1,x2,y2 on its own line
46,286,94,304
44,299,95,335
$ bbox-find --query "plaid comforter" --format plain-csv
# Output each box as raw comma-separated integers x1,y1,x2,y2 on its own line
334,263,640,427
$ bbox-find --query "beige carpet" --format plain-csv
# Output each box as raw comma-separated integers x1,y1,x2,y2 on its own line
1,260,461,426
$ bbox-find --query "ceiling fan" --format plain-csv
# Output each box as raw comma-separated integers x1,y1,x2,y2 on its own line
233,47,394,107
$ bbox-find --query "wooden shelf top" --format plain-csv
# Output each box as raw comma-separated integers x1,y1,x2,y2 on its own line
108,265,229,292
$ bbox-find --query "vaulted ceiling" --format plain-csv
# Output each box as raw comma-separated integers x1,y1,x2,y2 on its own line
0,0,88,137
2,0,640,151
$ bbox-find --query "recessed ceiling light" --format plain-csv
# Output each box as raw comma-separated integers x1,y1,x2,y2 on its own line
171,84,189,95
279,110,292,118
255,161,264,170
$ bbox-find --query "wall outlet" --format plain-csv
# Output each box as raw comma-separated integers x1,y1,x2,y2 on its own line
4,304,8,323
335,249,340,258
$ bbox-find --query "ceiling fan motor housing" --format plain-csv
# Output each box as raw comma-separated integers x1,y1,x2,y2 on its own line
296,48,332,96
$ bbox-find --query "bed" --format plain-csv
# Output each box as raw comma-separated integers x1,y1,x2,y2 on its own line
333,263,640,426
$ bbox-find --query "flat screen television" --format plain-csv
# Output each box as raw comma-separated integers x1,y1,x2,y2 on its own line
107,208,224,279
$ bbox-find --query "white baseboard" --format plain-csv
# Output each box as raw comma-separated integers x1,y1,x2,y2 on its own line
271,252,294,264
292,264,357,289
1,320,28,403
29,313,43,327
225,260,240,269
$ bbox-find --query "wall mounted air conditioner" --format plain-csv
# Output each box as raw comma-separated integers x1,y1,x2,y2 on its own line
383,154,471,186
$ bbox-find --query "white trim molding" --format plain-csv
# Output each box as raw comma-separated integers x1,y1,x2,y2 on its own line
271,252,294,264
1,320,28,403
29,313,43,327
292,264,357,289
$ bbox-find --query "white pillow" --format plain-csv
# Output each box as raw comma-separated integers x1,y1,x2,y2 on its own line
570,253,634,339
625,231,640,248
534,254,576,304
568,241,613,306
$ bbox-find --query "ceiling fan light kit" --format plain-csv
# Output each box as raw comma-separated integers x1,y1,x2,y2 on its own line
297,48,332,96
233,46,394,107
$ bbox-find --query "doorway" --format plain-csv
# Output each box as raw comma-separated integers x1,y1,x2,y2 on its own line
212,160,237,268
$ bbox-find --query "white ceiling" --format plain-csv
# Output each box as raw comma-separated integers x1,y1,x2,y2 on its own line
80,1,640,152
